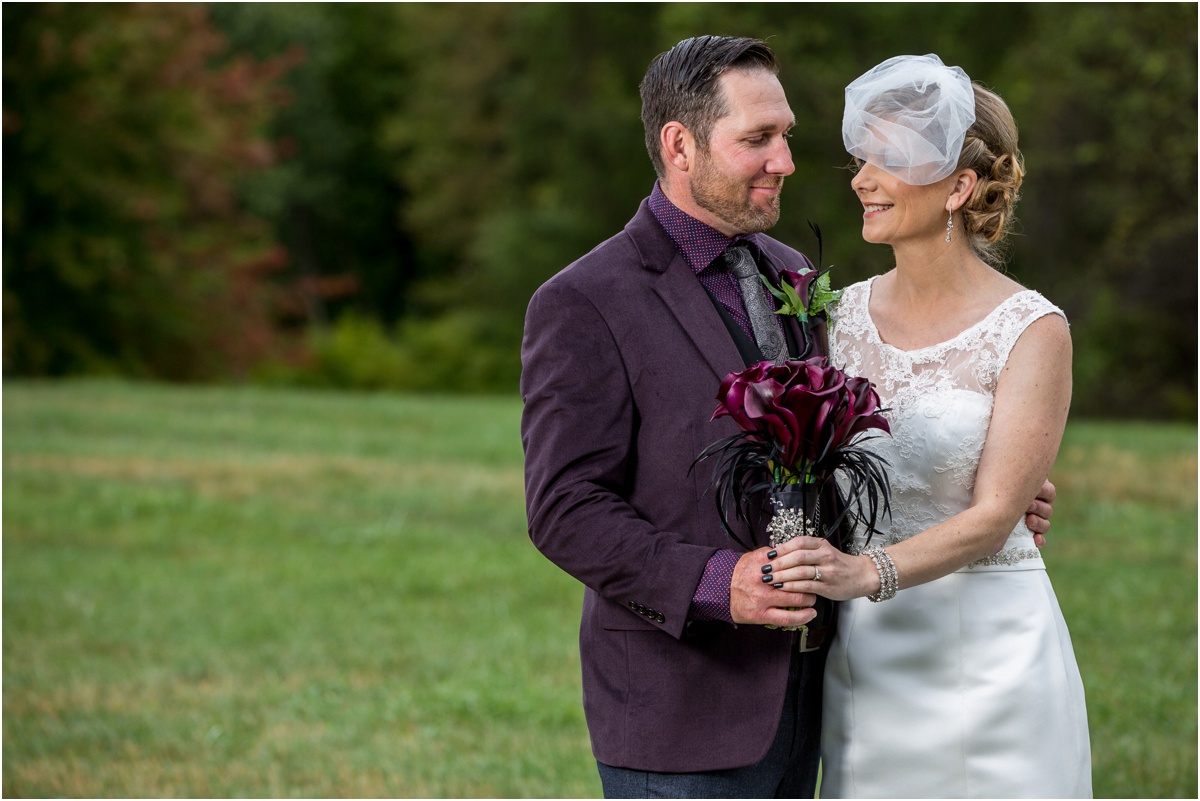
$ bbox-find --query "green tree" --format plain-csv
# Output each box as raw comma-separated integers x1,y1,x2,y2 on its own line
1006,3,1197,419
209,4,416,327
378,3,660,390
3,3,291,379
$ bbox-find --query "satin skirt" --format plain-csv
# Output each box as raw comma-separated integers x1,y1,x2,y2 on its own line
820,567,1092,798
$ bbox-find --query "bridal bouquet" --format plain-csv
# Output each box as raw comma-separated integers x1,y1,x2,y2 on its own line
699,356,892,551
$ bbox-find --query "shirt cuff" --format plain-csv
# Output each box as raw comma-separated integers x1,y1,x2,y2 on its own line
689,549,739,625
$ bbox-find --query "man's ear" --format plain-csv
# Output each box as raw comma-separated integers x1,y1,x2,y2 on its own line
660,121,694,173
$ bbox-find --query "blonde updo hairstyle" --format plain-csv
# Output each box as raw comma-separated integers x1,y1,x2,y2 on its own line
956,84,1024,267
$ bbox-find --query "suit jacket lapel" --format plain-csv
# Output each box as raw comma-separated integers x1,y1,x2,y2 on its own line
623,202,745,383
650,252,745,382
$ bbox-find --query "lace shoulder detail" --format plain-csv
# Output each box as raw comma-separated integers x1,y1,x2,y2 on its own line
987,290,1068,366
829,277,1067,405
961,289,1067,393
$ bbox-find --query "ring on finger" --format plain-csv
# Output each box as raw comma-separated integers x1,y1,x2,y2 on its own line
813,566,822,581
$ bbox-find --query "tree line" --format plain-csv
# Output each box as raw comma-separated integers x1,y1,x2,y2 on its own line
4,3,1196,419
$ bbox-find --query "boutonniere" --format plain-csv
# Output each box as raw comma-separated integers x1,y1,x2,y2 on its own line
762,223,842,323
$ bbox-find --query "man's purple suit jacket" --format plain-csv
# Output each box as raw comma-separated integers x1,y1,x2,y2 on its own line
520,199,823,773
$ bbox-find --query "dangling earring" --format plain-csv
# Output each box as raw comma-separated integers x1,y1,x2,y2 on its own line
945,209,954,243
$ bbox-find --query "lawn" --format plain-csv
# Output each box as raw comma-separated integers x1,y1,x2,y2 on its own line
3,380,1196,797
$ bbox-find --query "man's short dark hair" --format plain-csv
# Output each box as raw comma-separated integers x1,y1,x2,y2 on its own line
640,36,780,178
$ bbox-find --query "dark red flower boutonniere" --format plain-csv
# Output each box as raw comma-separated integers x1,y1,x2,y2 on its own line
762,223,842,323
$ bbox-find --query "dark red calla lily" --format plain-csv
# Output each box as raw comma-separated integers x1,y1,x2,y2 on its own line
711,356,889,478
781,269,818,308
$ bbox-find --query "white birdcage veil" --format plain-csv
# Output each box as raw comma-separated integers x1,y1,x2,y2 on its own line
842,54,976,186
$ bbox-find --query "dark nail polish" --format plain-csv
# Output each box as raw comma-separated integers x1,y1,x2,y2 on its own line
761,564,773,574
767,550,778,559
761,574,773,583
773,582,784,589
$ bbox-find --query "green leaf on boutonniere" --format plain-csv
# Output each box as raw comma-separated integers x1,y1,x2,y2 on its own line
762,274,810,321
764,266,842,323
809,270,842,317
763,221,843,322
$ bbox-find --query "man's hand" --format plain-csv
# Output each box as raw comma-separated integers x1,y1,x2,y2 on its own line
729,546,817,627
1026,479,1056,548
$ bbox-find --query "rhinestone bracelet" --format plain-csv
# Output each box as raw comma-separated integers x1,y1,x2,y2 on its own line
863,546,898,602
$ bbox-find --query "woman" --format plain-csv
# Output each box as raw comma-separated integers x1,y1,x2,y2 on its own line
774,55,1092,797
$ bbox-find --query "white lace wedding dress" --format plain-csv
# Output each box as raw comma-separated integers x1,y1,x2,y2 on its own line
820,277,1092,798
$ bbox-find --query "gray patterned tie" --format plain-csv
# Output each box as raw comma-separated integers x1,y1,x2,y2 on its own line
726,244,787,364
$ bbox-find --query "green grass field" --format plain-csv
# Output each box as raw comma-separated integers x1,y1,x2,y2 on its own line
4,380,1196,798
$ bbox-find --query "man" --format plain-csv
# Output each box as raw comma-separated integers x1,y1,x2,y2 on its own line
520,36,1053,798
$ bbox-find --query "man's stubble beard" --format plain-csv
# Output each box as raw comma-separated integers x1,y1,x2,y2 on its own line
690,149,782,234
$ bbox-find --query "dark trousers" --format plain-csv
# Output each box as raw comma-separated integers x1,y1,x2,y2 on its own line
597,646,824,799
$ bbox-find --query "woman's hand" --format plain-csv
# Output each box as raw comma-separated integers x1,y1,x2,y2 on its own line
759,536,880,602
